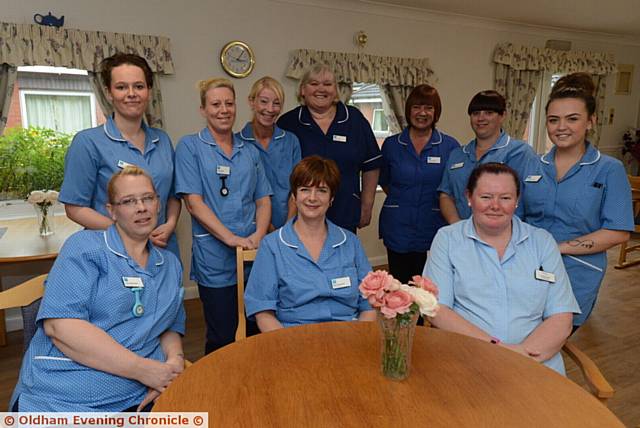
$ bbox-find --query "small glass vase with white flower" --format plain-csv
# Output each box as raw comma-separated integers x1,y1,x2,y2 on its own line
359,271,439,381
27,190,59,237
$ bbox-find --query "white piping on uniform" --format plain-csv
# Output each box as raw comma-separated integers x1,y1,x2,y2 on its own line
103,231,128,259
567,255,604,272
193,233,210,238
103,123,126,142
34,356,72,361
364,154,382,164
298,108,311,126
337,103,349,124
278,227,298,248
580,150,601,165
332,228,347,248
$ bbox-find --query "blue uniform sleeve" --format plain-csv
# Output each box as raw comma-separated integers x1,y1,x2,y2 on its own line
437,150,458,196
58,132,99,207
252,150,274,201
378,136,394,187
174,137,203,197
36,232,100,323
290,133,302,166
353,235,373,312
351,107,382,172
534,229,581,318
423,228,454,308
244,237,279,319
505,141,537,183
601,160,635,231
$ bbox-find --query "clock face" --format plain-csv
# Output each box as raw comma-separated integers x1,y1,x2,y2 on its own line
220,41,255,78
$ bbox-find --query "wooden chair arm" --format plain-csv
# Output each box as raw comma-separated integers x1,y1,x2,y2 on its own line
562,342,614,401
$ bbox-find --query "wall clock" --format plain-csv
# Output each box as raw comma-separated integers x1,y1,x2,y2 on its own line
220,41,255,78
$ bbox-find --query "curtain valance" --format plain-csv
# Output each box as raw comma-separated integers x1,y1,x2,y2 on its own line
0,22,174,74
493,42,615,75
285,49,434,86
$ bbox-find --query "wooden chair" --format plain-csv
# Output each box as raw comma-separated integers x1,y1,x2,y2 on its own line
615,175,640,269
235,247,257,341
0,274,46,350
562,342,614,404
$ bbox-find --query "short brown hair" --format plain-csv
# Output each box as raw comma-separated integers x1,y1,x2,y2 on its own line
197,77,235,107
100,53,153,89
546,72,596,116
466,162,520,198
107,166,156,204
467,90,506,115
290,156,340,199
405,84,442,128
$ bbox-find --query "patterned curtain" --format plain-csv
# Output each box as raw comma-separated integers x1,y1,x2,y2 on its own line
493,43,616,146
0,63,17,134
591,75,607,147
285,49,434,128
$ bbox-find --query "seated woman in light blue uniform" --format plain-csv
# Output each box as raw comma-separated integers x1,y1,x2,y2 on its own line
521,73,634,329
438,90,536,223
237,77,301,230
59,53,181,258
424,163,579,375
174,78,272,354
11,166,185,412
379,84,460,285
245,156,376,331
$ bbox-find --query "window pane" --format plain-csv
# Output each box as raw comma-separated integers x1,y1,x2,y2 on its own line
24,94,92,134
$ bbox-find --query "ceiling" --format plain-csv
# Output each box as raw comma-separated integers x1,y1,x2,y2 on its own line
366,0,640,38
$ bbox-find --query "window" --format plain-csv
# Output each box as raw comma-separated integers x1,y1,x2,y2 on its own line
349,83,392,146
20,90,97,134
524,73,564,153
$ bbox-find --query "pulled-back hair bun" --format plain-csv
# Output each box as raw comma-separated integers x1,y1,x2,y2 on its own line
546,72,596,116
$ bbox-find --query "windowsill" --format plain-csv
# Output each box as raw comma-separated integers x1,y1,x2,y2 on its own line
0,199,66,220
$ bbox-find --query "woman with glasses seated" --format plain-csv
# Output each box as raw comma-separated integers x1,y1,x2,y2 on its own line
59,53,181,258
245,156,375,331
174,78,272,354
424,163,580,375
10,166,185,411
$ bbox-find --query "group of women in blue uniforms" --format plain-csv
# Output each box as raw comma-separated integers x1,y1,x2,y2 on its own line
11,50,634,411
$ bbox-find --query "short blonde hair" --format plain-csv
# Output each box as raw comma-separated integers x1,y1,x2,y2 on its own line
297,64,338,104
248,76,285,106
197,78,235,107
107,166,156,204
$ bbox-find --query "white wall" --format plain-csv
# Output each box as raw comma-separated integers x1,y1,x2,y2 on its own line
2,0,640,294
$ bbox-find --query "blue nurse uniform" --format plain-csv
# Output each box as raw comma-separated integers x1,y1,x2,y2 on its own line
237,122,301,228
379,127,460,253
174,127,272,288
59,115,180,257
522,143,634,326
424,216,580,375
10,225,185,411
244,218,372,326
438,131,536,219
277,102,382,231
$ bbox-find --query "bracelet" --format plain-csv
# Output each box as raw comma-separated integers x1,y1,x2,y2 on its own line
490,337,500,345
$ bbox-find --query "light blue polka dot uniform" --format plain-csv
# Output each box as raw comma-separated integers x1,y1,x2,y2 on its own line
522,143,634,326
244,218,372,326
10,225,185,411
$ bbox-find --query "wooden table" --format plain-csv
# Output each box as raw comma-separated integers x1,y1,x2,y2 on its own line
0,215,81,345
153,322,623,427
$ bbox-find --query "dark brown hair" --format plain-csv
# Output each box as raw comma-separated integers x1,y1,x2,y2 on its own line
290,156,340,199
466,162,520,197
100,53,154,89
467,90,506,115
546,72,596,116
405,84,442,128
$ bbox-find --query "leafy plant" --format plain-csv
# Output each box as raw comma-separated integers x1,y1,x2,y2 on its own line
0,126,72,200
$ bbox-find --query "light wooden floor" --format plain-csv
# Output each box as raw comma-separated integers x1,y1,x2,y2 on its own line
1,246,639,425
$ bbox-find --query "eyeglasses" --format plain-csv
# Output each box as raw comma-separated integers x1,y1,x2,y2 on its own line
112,194,158,207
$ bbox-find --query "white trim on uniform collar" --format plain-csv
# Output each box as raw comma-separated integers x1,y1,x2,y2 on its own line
197,129,217,146
540,152,551,165
331,227,347,248
298,107,311,126
397,133,408,146
274,128,286,139
580,149,601,166
336,103,349,124
103,122,126,142
464,134,510,153
493,135,511,150
152,246,165,266
398,128,444,146
239,126,256,141
278,227,298,248
103,230,128,259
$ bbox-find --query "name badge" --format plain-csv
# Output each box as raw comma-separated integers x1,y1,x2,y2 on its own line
122,277,144,288
427,157,441,164
332,135,347,143
534,270,555,283
525,175,542,183
117,160,135,169
216,165,231,176
331,276,351,289
450,162,464,170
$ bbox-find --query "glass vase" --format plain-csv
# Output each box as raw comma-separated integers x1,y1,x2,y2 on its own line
378,310,419,381
34,204,55,237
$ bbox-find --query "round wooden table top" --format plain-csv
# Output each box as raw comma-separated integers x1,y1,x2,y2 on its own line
153,322,622,427
0,215,81,263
